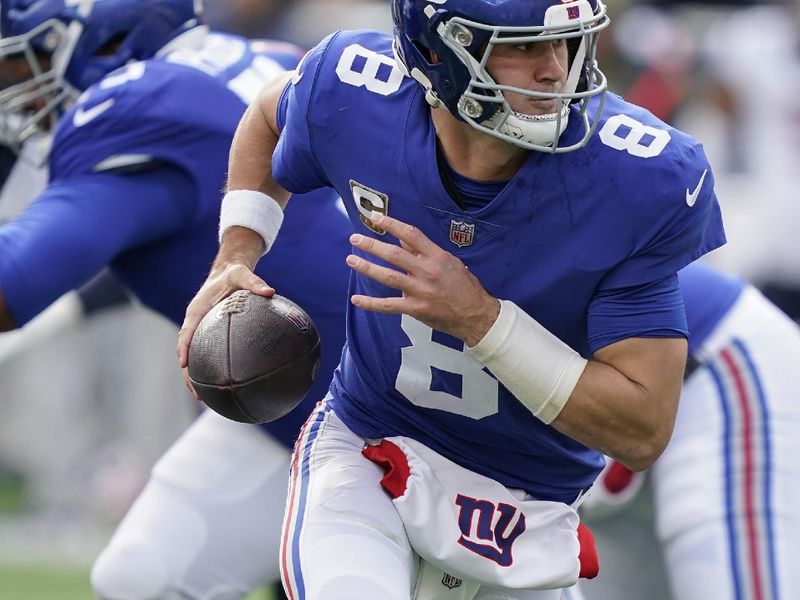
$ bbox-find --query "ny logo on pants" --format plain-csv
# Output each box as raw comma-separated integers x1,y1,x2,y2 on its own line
455,494,526,566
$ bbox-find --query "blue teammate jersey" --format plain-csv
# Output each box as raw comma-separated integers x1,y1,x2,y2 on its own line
679,262,744,355
273,30,726,501
0,33,352,448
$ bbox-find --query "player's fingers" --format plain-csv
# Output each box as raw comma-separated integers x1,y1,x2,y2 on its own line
368,211,439,256
177,292,221,367
178,267,274,367
349,233,420,272
350,294,406,314
346,254,416,292
181,366,200,401
177,309,203,367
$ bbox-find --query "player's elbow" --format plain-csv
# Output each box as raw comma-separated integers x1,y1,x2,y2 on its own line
617,424,671,472
620,446,661,472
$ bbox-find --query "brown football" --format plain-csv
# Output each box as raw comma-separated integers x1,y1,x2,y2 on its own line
188,291,320,424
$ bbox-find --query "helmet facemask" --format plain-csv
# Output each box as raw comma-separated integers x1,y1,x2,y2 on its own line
397,0,610,153
0,18,80,151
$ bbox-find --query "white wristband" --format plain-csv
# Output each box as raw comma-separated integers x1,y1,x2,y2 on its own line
219,190,284,255
467,300,588,424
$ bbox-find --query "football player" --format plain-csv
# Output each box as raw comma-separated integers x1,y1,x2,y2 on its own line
178,0,726,598
0,1,350,598
580,261,800,600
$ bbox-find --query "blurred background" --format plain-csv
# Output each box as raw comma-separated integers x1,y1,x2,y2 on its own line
1,0,798,598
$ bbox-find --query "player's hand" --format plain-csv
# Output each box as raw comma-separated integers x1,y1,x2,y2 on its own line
182,366,200,402
347,211,500,347
176,263,274,370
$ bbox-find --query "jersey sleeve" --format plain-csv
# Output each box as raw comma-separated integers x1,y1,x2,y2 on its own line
272,33,340,193
586,273,687,353
597,142,726,291
50,63,159,179
0,167,195,326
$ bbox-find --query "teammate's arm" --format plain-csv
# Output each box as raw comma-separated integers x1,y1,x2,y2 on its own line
177,72,295,368
0,167,195,330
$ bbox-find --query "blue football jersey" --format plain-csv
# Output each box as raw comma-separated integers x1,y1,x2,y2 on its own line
679,262,744,355
273,31,726,501
1,33,352,448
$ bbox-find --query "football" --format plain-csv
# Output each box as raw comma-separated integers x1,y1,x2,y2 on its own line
188,291,321,424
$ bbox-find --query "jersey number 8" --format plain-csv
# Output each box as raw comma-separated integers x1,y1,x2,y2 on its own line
396,315,499,419
334,45,672,159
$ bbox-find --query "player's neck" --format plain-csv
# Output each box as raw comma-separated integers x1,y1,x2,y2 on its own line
431,107,529,182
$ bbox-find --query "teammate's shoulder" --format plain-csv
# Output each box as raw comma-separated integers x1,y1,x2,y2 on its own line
248,37,307,70
52,61,150,169
56,57,215,137
51,58,239,178
679,261,743,291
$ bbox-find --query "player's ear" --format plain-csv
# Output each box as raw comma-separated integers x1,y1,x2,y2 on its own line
430,51,441,65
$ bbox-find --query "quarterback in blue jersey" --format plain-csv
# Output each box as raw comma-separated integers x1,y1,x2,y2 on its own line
179,0,725,598
581,262,800,600
0,1,349,599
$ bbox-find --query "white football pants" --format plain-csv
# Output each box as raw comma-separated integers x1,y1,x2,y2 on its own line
280,403,580,600
91,409,290,600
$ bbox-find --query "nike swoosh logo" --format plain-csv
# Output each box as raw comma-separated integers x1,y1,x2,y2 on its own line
290,68,303,86
73,98,115,127
685,169,708,207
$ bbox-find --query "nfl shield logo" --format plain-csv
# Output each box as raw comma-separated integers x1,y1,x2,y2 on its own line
441,573,462,590
449,220,475,248
284,306,310,333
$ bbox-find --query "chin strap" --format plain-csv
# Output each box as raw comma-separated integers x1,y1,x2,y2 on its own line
489,103,571,149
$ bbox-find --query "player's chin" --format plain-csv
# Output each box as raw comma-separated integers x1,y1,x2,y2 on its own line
517,98,559,116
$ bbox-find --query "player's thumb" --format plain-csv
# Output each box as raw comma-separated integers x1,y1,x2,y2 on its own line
244,274,274,298
223,263,273,297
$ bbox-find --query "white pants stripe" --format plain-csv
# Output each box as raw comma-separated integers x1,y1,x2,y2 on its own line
708,338,779,600
280,401,332,600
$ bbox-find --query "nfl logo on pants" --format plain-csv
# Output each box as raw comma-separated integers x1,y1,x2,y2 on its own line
441,573,463,589
449,220,475,248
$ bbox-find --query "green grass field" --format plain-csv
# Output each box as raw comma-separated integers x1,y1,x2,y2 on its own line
0,564,276,600
0,564,90,600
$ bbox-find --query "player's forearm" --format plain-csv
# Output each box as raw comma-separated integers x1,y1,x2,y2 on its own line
211,226,266,274
551,339,685,471
219,78,292,263
226,74,291,208
468,301,684,471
